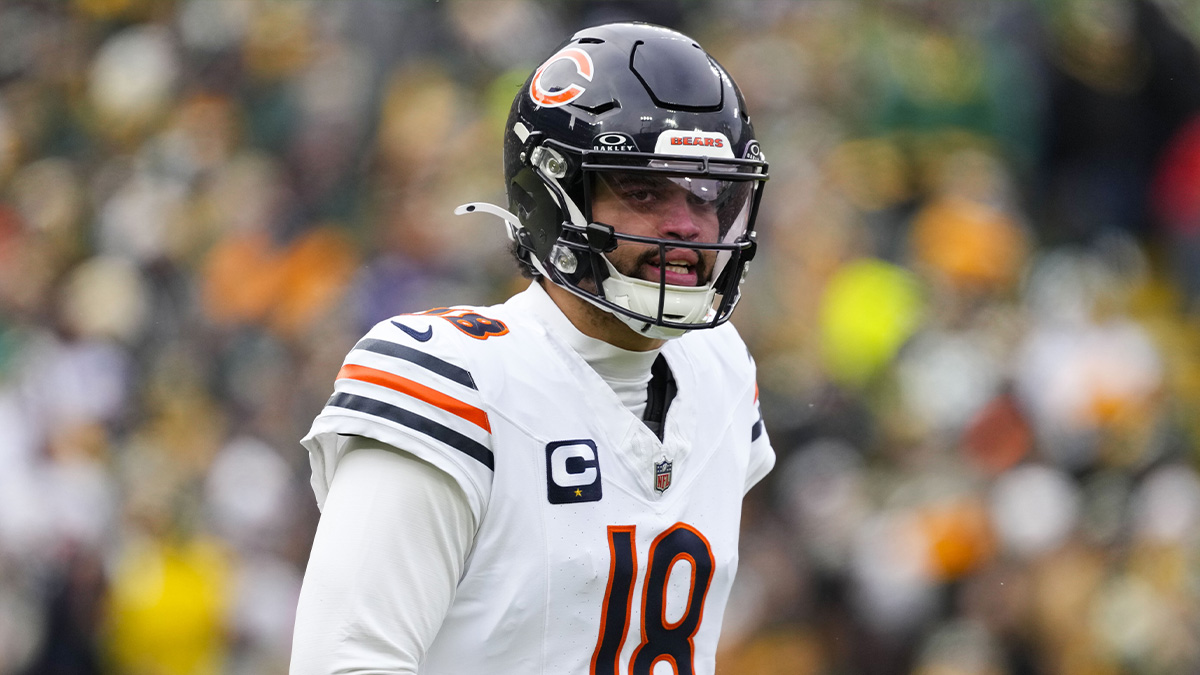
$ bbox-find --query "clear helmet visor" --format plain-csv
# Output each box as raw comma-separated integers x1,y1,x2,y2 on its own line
589,167,756,292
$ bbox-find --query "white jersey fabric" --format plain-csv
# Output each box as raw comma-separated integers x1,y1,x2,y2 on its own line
292,437,474,673
297,281,774,674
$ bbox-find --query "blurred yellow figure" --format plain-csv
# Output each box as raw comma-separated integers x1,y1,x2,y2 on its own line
819,259,924,387
105,534,232,675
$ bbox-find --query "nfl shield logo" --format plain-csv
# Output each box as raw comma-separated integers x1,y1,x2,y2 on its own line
654,458,673,493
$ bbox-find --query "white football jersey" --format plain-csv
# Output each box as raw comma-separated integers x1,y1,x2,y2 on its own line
302,284,774,675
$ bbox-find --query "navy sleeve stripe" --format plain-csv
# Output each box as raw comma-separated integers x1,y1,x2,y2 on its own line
751,415,764,442
354,338,477,389
328,392,495,470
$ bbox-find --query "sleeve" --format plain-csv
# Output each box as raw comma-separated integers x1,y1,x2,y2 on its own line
301,318,495,521
744,375,775,495
290,437,476,675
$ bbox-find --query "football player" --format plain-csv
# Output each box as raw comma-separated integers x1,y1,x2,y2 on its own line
291,22,774,675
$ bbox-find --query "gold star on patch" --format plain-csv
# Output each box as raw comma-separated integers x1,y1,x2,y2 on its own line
575,488,583,497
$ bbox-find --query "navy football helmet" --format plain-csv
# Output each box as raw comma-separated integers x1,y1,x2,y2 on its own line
459,22,767,339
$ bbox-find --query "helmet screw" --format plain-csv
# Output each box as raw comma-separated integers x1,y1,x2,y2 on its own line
531,147,567,178
550,245,578,274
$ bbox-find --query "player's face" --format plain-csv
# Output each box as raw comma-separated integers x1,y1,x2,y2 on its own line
591,172,722,287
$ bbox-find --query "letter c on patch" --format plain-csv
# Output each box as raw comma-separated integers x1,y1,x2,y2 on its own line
530,47,594,107
550,442,596,486
545,439,602,504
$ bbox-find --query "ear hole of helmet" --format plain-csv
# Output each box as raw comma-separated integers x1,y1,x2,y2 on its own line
509,168,560,258
509,181,537,222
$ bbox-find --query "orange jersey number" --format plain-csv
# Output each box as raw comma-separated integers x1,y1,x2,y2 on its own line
420,308,510,340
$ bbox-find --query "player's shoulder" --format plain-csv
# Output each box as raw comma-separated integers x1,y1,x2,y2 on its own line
669,321,758,395
674,321,754,368
308,306,517,513
384,304,518,348
350,300,540,391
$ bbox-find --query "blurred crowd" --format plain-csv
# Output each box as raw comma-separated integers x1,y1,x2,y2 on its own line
0,0,1198,673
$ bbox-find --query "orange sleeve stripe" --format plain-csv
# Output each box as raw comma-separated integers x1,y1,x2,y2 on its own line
337,363,492,433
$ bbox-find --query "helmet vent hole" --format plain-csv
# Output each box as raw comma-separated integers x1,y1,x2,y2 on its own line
576,100,619,115
578,37,604,44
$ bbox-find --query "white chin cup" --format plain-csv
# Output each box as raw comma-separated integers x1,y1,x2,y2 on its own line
599,258,716,340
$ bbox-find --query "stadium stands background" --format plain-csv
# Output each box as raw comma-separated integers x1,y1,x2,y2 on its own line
1,1,1199,673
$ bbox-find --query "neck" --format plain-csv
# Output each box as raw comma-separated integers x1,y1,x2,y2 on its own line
541,280,666,352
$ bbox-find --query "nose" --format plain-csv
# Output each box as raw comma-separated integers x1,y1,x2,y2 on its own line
658,193,705,241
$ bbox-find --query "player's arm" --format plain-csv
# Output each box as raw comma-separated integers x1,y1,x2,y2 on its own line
289,436,476,674
745,377,775,494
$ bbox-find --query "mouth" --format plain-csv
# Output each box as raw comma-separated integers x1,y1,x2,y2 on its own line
643,250,705,287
